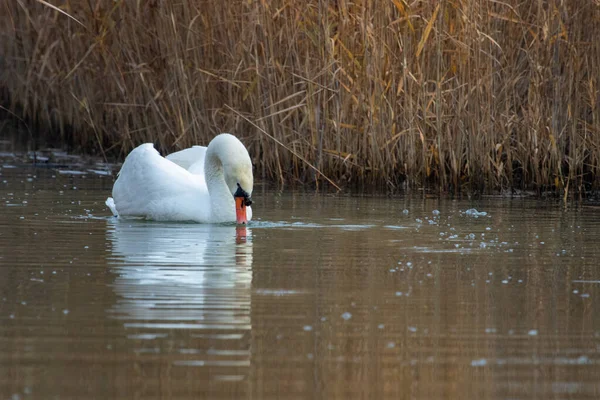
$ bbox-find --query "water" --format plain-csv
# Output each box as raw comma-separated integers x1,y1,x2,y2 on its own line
2,156,600,399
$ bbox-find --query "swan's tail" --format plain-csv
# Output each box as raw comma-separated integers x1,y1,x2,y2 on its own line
105,197,118,217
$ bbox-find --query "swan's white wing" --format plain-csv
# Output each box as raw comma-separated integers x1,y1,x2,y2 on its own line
166,146,206,176
111,143,210,222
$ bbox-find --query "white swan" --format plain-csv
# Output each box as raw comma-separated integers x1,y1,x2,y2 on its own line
105,133,253,224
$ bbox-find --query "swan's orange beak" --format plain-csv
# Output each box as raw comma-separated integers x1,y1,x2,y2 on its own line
235,196,247,225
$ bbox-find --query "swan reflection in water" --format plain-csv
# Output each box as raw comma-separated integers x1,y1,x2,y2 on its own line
106,220,253,331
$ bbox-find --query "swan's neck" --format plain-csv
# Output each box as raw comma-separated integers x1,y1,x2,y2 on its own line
205,152,235,223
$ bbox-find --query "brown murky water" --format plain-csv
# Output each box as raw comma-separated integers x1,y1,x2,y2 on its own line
1,153,600,399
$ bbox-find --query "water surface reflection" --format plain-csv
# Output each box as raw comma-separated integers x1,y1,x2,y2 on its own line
106,220,254,382
2,157,600,399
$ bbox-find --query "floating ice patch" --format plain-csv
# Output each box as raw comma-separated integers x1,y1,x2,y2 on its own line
463,208,488,218
336,224,375,231
471,359,488,367
341,312,352,320
253,289,308,296
87,169,112,176
57,170,87,175
412,246,476,254
127,333,168,340
576,355,590,365
29,155,50,162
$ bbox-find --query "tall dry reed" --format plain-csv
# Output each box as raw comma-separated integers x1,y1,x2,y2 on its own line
1,0,599,194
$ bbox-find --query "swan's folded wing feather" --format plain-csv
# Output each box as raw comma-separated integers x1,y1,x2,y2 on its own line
165,146,206,176
112,143,209,221
105,197,118,216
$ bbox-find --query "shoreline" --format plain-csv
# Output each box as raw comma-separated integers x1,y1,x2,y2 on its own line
3,132,600,203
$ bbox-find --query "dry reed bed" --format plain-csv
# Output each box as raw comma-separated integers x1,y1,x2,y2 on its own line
1,0,599,194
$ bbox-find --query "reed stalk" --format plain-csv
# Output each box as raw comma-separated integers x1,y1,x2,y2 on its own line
1,0,599,194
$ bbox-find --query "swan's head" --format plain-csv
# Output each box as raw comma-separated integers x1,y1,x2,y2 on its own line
207,134,254,224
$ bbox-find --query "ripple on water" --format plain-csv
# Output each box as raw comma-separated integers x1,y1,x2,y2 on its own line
2,159,600,399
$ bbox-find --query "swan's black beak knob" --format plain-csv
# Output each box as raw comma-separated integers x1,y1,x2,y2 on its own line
234,183,252,224
234,183,252,206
